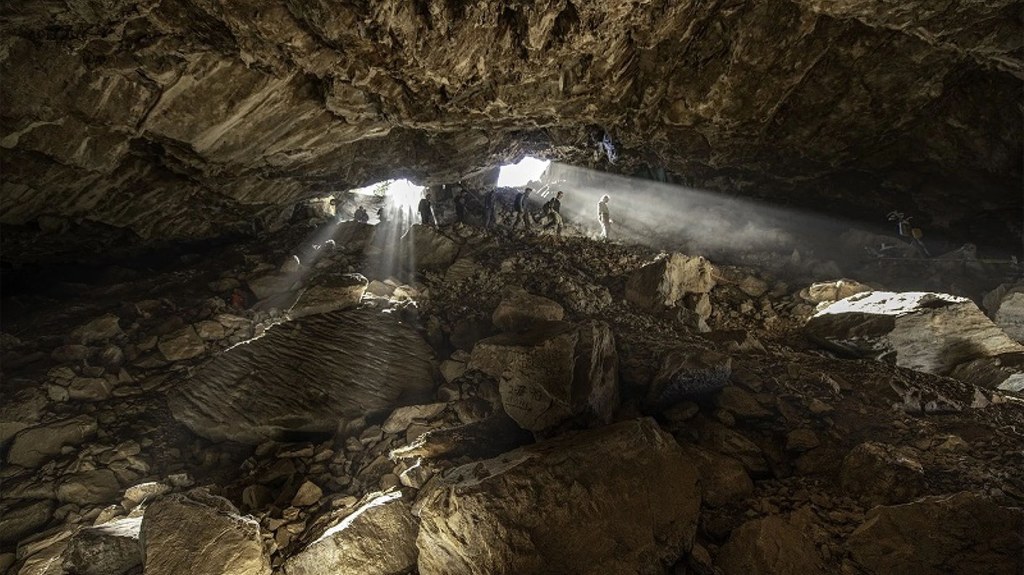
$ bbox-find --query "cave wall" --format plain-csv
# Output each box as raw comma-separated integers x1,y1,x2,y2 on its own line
1,0,1020,258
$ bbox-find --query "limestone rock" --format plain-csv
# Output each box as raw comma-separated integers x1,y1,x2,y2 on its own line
801,279,871,303
62,517,142,575
806,291,1023,375
248,273,301,300
846,492,1023,575
491,289,565,332
381,403,447,434
70,314,122,344
646,348,731,410
679,444,753,507
141,489,270,575
0,499,54,543
840,442,925,506
994,291,1024,343
403,225,460,270
0,387,48,445
415,418,700,575
625,253,716,312
284,491,418,575
168,309,434,443
157,326,206,361
948,353,1024,392
291,481,323,507
717,508,825,575
715,385,772,418
469,320,618,432
289,273,368,319
57,469,122,505
7,415,98,468
67,377,112,401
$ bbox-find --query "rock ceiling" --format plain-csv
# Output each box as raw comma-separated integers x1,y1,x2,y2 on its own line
1,1,1021,254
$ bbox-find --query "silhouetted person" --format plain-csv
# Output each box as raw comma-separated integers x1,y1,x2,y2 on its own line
354,206,369,223
483,189,497,228
454,190,468,224
418,196,436,227
598,194,611,239
542,191,564,236
512,188,532,229
377,206,386,223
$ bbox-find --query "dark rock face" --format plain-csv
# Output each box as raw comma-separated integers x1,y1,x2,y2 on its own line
2,1,1020,258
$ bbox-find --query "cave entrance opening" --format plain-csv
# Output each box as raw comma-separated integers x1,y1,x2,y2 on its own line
345,178,425,223
497,156,551,188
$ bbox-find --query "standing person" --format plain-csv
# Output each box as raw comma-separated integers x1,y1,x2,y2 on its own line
418,194,436,227
542,191,565,236
354,206,369,223
483,189,497,228
454,189,468,224
512,187,532,230
376,206,387,224
597,194,612,239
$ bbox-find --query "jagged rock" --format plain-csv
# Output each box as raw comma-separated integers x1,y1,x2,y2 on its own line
0,387,48,445
0,499,54,543
403,225,460,270
949,353,1024,392
123,481,171,507
283,491,419,575
679,444,753,507
7,414,98,468
381,403,447,434
717,508,825,575
491,289,565,332
62,517,142,575
994,291,1024,343
415,418,700,575
168,309,434,443
70,314,122,344
468,320,618,432
291,481,323,507
67,377,112,401
288,273,368,319
840,442,925,506
195,320,226,340
715,385,772,418
846,492,1023,575
57,469,122,505
694,419,769,476
645,348,731,410
157,326,206,361
806,291,1023,375
141,489,270,575
786,428,821,452
248,273,301,300
800,279,872,303
625,253,716,312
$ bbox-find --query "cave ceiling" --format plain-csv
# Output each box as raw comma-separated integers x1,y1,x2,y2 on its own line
1,0,1021,257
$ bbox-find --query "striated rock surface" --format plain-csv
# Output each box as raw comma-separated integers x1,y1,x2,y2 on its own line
62,517,142,575
625,253,716,312
415,418,700,575
168,309,434,443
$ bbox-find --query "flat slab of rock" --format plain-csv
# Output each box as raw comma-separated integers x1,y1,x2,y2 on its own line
141,489,270,575
7,414,98,468
415,418,700,575
62,517,142,575
625,253,716,312
800,278,871,303
168,309,434,443
491,289,564,332
846,492,1023,575
402,225,460,270
806,291,1023,375
468,320,617,432
284,491,418,575
288,273,368,319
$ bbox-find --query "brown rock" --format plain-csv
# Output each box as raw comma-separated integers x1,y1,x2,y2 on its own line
157,326,206,361
490,288,565,332
625,253,716,312
840,442,924,506
718,508,825,575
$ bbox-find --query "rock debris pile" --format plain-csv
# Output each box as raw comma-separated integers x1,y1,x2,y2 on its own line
1,220,1021,575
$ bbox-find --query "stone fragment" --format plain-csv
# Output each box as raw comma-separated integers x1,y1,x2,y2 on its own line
195,320,226,340
0,387,48,445
800,279,871,303
646,348,731,410
381,403,447,434
490,289,564,332
67,377,112,401
52,344,93,362
98,344,125,369
168,309,434,443
679,444,753,507
157,326,206,361
57,469,122,505
846,492,1023,575
123,481,172,507
949,354,1024,392
984,283,1024,343
415,418,700,575
806,291,1023,375
70,314,122,344
248,273,300,300
439,359,466,383
840,442,924,506
284,491,418,575
141,489,270,575
0,499,54,543
62,516,142,575
7,415,98,468
288,273,368,319
786,428,821,452
625,253,716,312
717,508,825,575
291,481,323,507
716,385,772,418
402,225,460,270
469,320,617,432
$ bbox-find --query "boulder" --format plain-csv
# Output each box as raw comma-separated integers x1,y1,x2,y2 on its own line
168,309,434,443
948,353,1024,392
381,403,447,434
57,469,122,505
625,253,715,312
468,320,617,432
141,489,270,575
291,481,323,507
67,377,112,401
7,415,98,468
678,444,753,507
645,348,731,410
806,291,1023,375
800,279,871,303
0,499,54,543
840,442,925,506
717,508,825,575
415,418,700,575
283,491,418,575
0,387,48,445
248,273,301,300
62,517,142,575
491,289,565,332
70,314,122,344
846,492,1023,575
157,326,206,361
288,273,368,319
402,225,460,270
994,291,1024,343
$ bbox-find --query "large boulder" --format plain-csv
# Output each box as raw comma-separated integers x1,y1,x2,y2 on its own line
992,290,1024,343
0,499,53,544
800,278,872,304
645,348,731,410
56,469,122,505
0,387,48,445
141,489,270,575
717,508,825,575
468,320,618,432
7,415,98,468
845,492,1023,575
402,225,460,270
288,273,368,319
69,314,122,344
839,442,924,506
62,517,142,575
625,253,715,312
168,309,434,443
283,491,418,575
415,418,701,575
491,289,565,332
806,291,1023,376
